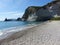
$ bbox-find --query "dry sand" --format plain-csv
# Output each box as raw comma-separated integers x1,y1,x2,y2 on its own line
1,21,60,45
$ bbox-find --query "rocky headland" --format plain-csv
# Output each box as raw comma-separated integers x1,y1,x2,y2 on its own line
4,0,60,21
22,0,60,21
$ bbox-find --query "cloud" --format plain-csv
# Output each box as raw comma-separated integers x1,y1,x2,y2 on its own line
0,11,24,17
0,11,24,21
0,0,28,12
13,12,24,17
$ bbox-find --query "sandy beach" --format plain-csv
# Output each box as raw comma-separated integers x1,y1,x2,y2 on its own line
1,21,60,45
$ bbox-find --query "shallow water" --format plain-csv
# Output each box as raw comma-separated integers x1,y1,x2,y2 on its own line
0,21,41,39
0,21,41,30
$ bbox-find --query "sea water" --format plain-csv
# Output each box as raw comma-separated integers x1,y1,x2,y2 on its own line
0,21,41,39
0,21,41,30
0,21,28,30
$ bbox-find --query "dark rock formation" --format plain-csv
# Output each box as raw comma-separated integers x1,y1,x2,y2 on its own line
5,18,8,21
5,17,22,21
36,8,53,21
22,0,60,21
17,17,22,21
4,18,17,21
22,6,53,21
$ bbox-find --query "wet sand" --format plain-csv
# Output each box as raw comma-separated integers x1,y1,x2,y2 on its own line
1,21,60,45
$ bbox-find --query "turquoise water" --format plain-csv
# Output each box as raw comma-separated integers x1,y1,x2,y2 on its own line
0,21,40,30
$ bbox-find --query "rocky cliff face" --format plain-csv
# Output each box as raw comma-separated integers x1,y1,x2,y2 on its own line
22,6,40,21
22,0,60,21
50,1,60,16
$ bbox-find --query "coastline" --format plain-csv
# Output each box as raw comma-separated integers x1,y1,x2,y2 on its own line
0,24,36,40
1,21,58,45
0,21,48,43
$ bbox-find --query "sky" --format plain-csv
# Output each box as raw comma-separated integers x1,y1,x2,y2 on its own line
0,0,53,21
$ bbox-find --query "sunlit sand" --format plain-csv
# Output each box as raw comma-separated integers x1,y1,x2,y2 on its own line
1,21,60,45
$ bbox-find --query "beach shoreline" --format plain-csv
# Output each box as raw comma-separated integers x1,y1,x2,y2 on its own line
1,21,60,45
0,21,48,44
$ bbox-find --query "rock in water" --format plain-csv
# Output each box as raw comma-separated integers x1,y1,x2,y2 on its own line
17,17,22,21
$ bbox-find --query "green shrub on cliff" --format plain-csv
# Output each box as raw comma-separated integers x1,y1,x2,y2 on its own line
51,17,60,20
